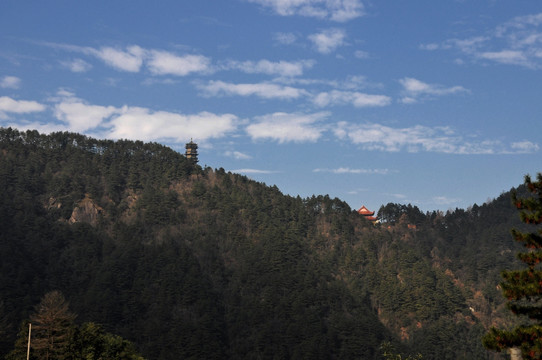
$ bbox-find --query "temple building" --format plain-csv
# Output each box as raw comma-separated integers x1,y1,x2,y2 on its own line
185,140,198,164
358,205,378,222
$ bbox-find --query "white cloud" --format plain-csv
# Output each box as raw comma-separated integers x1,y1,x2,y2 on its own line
419,43,439,51
354,50,369,59
274,32,297,45
47,41,316,80
0,96,46,115
341,75,378,90
197,80,308,99
147,51,212,76
400,96,417,104
495,13,542,36
2,91,239,143
422,12,542,69
333,121,525,154
62,58,92,73
3,122,69,134
247,0,364,22
399,77,469,103
109,107,238,142
478,50,528,66
278,75,381,91
328,0,365,22
47,91,238,142
225,150,252,160
224,59,314,77
313,90,391,107
308,28,346,54
89,45,145,72
385,193,408,200
246,112,329,143
510,140,540,153
313,167,390,174
230,168,279,174
0,76,21,89
53,93,117,132
432,196,461,206
46,42,212,75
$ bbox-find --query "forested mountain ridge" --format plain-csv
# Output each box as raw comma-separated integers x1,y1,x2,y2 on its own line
0,128,526,359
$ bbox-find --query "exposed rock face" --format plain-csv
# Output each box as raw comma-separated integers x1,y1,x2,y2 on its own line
46,196,62,210
69,195,103,226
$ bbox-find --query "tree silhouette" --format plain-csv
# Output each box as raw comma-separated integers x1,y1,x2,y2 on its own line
483,173,542,359
29,291,76,360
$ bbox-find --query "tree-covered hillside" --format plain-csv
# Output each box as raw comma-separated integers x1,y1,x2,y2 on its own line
0,128,527,359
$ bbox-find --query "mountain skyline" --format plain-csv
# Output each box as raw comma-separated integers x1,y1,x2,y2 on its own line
1,0,541,212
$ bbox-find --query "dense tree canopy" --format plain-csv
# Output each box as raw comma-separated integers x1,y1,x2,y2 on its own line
0,128,529,359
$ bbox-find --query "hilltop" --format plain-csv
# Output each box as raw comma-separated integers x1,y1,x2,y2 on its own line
0,128,526,359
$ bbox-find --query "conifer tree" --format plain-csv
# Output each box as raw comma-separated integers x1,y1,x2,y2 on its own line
483,173,542,359
29,291,76,360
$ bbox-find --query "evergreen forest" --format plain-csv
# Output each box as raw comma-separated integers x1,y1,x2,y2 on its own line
0,127,533,359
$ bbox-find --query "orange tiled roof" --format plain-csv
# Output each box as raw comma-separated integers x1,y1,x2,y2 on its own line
357,205,375,216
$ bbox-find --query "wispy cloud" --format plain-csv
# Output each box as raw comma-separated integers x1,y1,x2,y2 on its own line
308,28,346,54
43,41,316,79
89,45,146,72
333,121,538,154
354,50,369,59
247,112,329,143
224,150,252,160
230,168,279,174
510,140,540,153
274,32,298,45
147,51,212,76
313,167,391,174
222,59,314,77
384,193,408,200
277,75,382,91
0,76,21,89
61,58,93,73
41,42,211,76
432,196,461,206
477,50,528,65
399,77,469,103
313,90,391,107
197,80,308,99
421,12,542,69
246,0,365,22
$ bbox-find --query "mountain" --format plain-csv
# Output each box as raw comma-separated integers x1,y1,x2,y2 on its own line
0,128,526,359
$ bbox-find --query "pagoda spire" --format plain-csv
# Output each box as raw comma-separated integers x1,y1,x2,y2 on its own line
185,139,198,164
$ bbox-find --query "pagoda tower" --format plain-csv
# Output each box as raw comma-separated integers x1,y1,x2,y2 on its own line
358,205,377,222
185,140,198,164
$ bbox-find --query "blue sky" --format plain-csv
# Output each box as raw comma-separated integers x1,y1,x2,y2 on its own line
1,0,541,212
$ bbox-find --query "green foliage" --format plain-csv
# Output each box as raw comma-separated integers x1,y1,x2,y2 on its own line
5,321,32,360
5,292,143,360
381,342,422,360
377,203,426,225
29,291,76,360
69,322,143,360
483,173,542,359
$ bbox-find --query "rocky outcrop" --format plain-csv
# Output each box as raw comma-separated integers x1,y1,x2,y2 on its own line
69,195,103,226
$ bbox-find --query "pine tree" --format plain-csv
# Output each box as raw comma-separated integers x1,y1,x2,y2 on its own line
483,173,542,359
29,291,76,360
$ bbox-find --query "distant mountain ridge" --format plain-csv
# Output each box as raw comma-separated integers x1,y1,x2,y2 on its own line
0,128,524,359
